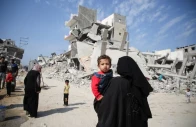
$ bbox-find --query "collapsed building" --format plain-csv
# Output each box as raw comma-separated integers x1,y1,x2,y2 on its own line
31,6,196,95
64,5,151,79
143,44,196,93
0,38,24,64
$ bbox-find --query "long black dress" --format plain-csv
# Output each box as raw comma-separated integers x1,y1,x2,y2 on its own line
96,56,153,127
23,70,41,117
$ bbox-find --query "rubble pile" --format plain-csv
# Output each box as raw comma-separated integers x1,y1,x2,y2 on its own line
144,45,196,95
0,38,24,64
42,61,91,88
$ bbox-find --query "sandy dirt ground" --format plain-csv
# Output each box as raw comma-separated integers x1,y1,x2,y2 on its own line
0,73,196,127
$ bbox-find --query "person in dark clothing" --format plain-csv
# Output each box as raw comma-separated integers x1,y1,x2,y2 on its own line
96,56,153,127
23,64,42,118
10,59,18,92
0,56,8,89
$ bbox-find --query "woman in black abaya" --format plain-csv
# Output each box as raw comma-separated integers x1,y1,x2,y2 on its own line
23,64,42,118
96,56,153,127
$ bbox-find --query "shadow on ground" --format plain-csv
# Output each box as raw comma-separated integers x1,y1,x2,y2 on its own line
41,86,57,90
4,116,21,121
6,104,23,109
38,107,78,118
14,88,23,91
68,103,86,106
10,94,24,97
0,94,6,100
14,90,23,92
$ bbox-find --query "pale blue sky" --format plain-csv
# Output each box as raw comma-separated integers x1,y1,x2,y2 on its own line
0,0,196,65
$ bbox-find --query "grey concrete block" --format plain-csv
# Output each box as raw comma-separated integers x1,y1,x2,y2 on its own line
119,31,127,51
78,6,97,29
82,27,91,34
90,24,99,35
71,29,80,37
100,41,107,55
87,33,101,41
101,29,108,41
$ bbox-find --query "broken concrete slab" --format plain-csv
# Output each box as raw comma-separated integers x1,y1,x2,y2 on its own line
142,52,161,56
119,32,127,51
178,56,188,75
64,34,76,41
65,15,78,27
101,28,108,41
87,33,101,41
147,64,172,69
90,24,99,35
100,41,107,55
78,5,97,29
76,41,93,58
90,41,107,70
71,29,80,38
190,63,196,81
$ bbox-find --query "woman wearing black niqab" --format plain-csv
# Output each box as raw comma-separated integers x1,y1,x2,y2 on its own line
23,64,42,118
96,56,153,127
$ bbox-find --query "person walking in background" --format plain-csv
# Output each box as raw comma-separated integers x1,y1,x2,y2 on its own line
23,64,42,118
91,55,113,112
96,56,153,127
5,68,13,97
0,56,8,89
64,80,70,106
186,88,191,103
10,59,18,92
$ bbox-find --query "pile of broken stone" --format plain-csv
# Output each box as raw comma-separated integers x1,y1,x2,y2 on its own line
40,53,196,96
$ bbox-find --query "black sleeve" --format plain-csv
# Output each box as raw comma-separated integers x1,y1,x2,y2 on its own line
97,78,128,127
16,64,19,71
35,73,41,92
24,74,28,86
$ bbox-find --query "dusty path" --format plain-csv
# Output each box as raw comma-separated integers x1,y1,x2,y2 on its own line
1,74,196,127
0,79,28,127
21,75,97,127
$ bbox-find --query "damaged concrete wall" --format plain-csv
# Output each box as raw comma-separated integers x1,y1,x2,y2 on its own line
0,39,24,60
71,42,78,58
76,41,93,72
78,5,97,29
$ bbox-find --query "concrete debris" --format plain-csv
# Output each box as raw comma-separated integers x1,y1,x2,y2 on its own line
0,38,24,64
145,44,196,95
31,6,196,96
87,33,101,41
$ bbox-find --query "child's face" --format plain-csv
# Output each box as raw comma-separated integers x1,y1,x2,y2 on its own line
98,59,111,73
65,82,69,85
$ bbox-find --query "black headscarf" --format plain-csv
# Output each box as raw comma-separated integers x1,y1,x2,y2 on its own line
117,56,153,96
117,56,153,120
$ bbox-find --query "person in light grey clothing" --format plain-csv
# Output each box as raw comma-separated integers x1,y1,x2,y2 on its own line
186,88,191,103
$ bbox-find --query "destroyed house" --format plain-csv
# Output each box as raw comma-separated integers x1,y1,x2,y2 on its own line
0,38,24,64
64,5,152,80
64,6,128,70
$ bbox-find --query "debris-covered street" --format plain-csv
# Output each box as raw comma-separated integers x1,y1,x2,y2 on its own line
0,71,196,127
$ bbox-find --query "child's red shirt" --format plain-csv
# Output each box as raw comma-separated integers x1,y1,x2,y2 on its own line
91,71,105,100
6,73,13,83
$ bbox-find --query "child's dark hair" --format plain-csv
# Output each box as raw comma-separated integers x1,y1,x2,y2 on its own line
65,80,69,83
97,55,111,66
